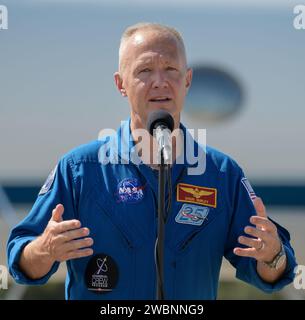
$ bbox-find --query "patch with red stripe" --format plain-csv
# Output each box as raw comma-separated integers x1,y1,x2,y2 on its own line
241,177,256,201
177,183,217,208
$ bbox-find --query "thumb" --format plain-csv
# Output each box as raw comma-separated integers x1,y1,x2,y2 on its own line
51,204,64,222
253,197,267,218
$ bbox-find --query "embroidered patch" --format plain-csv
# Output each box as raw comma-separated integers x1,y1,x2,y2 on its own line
85,253,119,294
175,203,209,226
116,178,145,203
38,165,57,195
177,183,217,208
241,177,256,201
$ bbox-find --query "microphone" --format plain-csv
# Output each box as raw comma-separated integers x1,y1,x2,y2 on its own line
147,110,175,165
147,110,174,300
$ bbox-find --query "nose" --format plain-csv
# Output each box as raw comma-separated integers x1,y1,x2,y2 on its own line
151,70,168,89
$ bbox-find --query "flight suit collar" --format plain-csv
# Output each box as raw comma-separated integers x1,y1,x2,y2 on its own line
115,117,206,188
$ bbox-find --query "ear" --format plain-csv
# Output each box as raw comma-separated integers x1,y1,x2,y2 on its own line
114,72,127,97
185,68,193,92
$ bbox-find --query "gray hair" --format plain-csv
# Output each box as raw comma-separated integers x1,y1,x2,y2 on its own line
118,22,187,72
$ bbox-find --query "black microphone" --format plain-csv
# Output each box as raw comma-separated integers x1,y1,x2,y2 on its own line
147,110,174,164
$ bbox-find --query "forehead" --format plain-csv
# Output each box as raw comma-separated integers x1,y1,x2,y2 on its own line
124,30,185,64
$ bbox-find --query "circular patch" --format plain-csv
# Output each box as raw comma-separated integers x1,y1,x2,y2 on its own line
38,165,57,195
116,178,145,203
85,253,119,294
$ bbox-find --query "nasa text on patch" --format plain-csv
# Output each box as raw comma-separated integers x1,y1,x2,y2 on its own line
116,178,145,204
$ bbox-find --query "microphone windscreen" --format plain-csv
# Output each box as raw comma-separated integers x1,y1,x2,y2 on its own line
147,110,174,136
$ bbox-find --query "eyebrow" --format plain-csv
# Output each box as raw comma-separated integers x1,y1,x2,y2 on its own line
134,58,153,66
134,58,178,69
133,61,153,71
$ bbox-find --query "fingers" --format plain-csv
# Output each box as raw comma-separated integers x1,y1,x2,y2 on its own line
234,235,264,258
51,204,65,222
250,216,277,233
50,204,83,234
234,225,281,261
62,237,94,252
253,197,267,218
44,205,94,262
49,233,94,262
238,235,263,250
234,199,281,261
233,247,257,258
55,219,82,233
64,248,94,261
58,238,94,262
60,227,90,242
244,226,268,241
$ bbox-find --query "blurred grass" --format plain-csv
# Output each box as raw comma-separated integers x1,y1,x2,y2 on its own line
0,280,283,300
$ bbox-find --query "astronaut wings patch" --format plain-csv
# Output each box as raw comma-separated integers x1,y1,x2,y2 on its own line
241,177,256,201
39,165,58,195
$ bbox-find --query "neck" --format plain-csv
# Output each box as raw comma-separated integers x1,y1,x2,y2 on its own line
130,112,182,167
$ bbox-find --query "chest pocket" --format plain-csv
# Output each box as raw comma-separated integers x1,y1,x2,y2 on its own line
79,184,133,250
166,202,224,254
84,181,156,250
165,171,226,253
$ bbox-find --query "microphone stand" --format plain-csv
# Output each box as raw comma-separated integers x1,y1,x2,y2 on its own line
147,111,174,300
156,149,166,300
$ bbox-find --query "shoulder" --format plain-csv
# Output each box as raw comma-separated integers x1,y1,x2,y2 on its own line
60,138,110,165
182,122,243,177
205,145,243,177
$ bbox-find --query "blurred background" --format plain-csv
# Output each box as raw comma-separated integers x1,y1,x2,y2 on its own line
0,0,304,299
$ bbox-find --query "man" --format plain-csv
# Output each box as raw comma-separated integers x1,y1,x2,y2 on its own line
7,23,297,299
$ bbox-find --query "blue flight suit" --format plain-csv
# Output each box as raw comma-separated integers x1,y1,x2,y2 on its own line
7,118,297,299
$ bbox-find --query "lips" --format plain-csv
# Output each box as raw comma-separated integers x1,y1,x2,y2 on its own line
149,97,172,102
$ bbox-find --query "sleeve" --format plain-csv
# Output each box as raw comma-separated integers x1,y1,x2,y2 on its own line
224,168,297,293
6,155,79,285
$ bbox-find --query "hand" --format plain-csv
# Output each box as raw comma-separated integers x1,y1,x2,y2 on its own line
233,197,281,263
37,204,94,263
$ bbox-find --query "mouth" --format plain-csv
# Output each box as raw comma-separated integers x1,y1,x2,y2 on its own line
149,97,172,103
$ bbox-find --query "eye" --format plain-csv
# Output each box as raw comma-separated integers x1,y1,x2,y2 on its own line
139,68,151,73
166,66,177,71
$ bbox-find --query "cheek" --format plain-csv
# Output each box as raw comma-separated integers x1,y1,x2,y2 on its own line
128,81,147,103
171,78,187,97
168,72,186,87
132,77,146,88
128,79,140,93
138,80,150,96
133,77,150,93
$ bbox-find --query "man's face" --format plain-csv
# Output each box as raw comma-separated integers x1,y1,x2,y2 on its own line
115,30,192,129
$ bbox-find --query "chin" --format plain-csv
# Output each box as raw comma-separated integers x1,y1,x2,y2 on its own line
148,104,176,113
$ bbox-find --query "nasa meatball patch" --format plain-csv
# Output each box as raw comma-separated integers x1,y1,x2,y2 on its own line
38,165,57,195
116,178,145,204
